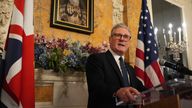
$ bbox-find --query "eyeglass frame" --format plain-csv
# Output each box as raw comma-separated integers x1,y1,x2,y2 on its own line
111,33,131,40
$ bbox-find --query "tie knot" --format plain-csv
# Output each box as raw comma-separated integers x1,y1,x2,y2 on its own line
119,56,125,65
119,56,123,61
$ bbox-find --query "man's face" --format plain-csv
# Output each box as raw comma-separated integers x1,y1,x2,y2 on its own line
66,0,80,15
109,28,131,56
66,2,75,15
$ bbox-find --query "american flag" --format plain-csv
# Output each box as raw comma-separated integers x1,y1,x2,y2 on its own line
0,0,34,108
135,0,165,88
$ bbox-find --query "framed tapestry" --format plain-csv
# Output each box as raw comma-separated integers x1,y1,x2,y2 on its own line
50,0,94,34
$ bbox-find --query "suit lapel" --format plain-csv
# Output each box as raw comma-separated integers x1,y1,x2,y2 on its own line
105,50,125,86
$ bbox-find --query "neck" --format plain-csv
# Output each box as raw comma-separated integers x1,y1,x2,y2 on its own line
109,48,124,57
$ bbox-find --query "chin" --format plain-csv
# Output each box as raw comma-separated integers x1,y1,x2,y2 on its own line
116,50,125,55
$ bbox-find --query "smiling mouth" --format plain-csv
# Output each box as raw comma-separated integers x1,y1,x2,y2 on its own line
118,43,125,46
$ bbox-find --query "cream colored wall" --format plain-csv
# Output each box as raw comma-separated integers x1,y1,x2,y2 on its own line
181,0,192,69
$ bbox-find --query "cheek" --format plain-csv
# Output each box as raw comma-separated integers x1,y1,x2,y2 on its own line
109,39,116,45
126,42,130,47
110,42,116,49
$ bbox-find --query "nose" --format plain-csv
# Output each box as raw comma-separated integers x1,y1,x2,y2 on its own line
119,35,124,39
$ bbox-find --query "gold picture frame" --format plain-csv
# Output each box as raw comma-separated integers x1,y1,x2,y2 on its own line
50,0,94,34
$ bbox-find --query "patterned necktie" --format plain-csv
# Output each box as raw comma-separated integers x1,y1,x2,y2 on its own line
119,57,129,86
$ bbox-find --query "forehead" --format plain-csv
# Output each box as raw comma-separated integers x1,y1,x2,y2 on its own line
112,27,130,34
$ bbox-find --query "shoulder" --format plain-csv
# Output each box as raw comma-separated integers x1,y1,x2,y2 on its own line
87,50,113,64
88,50,113,59
86,52,107,69
87,52,106,61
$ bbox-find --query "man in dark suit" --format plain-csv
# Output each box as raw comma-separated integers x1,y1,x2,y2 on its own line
86,23,146,108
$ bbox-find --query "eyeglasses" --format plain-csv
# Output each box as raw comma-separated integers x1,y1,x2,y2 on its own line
111,33,131,40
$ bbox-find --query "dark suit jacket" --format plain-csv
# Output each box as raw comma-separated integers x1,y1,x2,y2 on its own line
86,50,146,108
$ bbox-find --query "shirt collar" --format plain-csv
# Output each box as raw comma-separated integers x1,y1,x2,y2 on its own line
109,48,125,61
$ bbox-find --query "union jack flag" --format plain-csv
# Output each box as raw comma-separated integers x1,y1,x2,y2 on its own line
135,0,165,88
0,0,34,108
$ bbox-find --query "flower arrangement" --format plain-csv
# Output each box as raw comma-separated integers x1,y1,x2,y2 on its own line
34,34,108,73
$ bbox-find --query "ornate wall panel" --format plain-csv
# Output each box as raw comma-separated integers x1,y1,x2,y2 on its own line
112,0,124,25
0,0,13,47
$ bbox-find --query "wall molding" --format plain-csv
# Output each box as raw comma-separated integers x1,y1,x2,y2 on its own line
0,0,13,46
112,0,124,25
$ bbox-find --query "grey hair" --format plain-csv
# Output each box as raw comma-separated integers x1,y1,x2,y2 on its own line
110,23,131,36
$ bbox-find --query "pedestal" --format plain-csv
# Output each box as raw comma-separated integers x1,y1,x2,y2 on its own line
35,69,88,108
